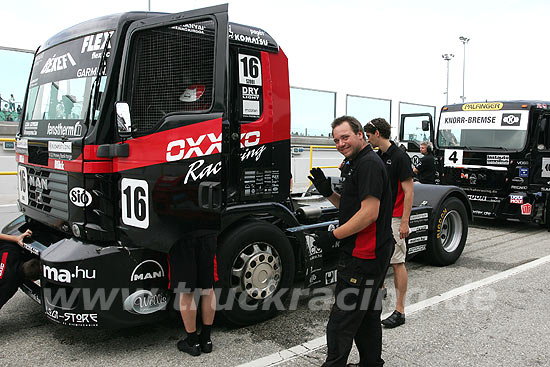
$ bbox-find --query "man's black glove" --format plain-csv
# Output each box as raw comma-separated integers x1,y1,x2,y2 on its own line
308,167,333,197
314,230,337,251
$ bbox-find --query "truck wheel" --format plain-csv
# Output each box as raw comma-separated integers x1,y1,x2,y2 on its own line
427,197,468,266
216,221,295,326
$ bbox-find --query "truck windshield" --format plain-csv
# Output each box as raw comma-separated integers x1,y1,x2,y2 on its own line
22,30,112,137
437,108,529,150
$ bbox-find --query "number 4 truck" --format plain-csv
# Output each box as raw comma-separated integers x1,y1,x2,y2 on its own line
401,101,550,225
5,5,471,328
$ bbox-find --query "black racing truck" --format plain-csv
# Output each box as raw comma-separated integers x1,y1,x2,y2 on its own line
401,101,550,226
5,5,471,328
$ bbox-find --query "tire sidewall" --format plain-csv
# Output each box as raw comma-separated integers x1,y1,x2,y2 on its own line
429,197,468,266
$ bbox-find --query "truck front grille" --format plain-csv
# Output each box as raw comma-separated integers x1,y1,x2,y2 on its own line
27,167,69,220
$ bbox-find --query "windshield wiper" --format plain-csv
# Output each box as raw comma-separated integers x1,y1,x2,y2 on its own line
461,146,509,151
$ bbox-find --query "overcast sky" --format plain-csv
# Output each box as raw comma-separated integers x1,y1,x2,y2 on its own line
3,0,550,113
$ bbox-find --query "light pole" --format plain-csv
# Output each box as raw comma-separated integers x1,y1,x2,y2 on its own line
442,53,454,105
459,36,470,103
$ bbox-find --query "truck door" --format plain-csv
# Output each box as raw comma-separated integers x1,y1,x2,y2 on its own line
112,5,228,252
399,113,434,169
531,113,550,191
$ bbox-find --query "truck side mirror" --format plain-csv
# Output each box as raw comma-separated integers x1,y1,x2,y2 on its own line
116,102,132,137
422,120,430,131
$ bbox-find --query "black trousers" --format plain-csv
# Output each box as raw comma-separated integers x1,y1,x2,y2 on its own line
322,245,392,367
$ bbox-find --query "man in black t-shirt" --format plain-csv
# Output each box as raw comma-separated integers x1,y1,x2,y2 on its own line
413,142,436,184
365,118,414,329
309,115,393,367
0,230,39,311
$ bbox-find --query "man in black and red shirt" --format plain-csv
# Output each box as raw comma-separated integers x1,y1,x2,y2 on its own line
365,118,414,329
0,229,39,311
309,115,394,367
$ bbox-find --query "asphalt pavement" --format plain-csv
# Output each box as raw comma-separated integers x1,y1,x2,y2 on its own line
1,195,550,366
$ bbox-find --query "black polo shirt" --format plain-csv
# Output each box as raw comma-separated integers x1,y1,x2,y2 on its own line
378,141,413,217
416,153,435,184
339,145,394,260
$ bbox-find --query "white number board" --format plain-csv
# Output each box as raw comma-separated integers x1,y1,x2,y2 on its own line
444,149,463,167
121,178,149,229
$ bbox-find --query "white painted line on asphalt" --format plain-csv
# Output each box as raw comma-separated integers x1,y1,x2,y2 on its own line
0,204,17,208
238,254,550,367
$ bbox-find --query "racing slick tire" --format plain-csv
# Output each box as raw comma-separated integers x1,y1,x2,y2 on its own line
216,221,295,326
427,197,468,266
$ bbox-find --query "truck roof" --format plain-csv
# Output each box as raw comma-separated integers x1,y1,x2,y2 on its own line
40,11,278,53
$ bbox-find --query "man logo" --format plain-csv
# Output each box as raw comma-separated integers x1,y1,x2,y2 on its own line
501,113,521,126
130,260,165,282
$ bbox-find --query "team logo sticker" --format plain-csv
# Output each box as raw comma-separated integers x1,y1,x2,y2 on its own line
70,187,92,207
501,113,521,126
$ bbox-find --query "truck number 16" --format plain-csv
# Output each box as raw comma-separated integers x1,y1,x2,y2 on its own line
121,178,149,229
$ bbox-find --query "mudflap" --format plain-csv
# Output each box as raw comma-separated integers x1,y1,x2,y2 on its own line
287,220,340,289
406,206,432,260
2,215,173,328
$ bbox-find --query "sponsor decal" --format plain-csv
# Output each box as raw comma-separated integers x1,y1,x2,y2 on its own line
501,113,521,126
510,185,528,190
409,213,429,221
230,27,269,47
537,104,548,109
462,102,503,111
70,187,92,207
468,187,497,194
19,155,24,163
54,160,64,170
305,235,322,260
23,121,38,135
487,155,509,165
325,270,337,285
43,265,96,284
410,225,429,233
542,157,550,178
166,131,261,162
468,195,501,203
48,141,73,153
472,209,495,216
542,187,550,192
130,260,165,282
408,236,428,244
521,203,532,215
519,168,529,178
408,244,427,255
40,52,77,74
17,138,28,149
461,172,469,179
61,312,98,327
510,195,523,204
81,31,113,53
171,23,206,35
23,243,39,256
516,161,529,165
511,177,524,184
243,100,260,117
47,122,82,137
183,159,222,185
123,289,169,315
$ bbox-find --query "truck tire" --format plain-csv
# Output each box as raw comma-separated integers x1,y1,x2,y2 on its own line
427,197,468,266
216,221,295,326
